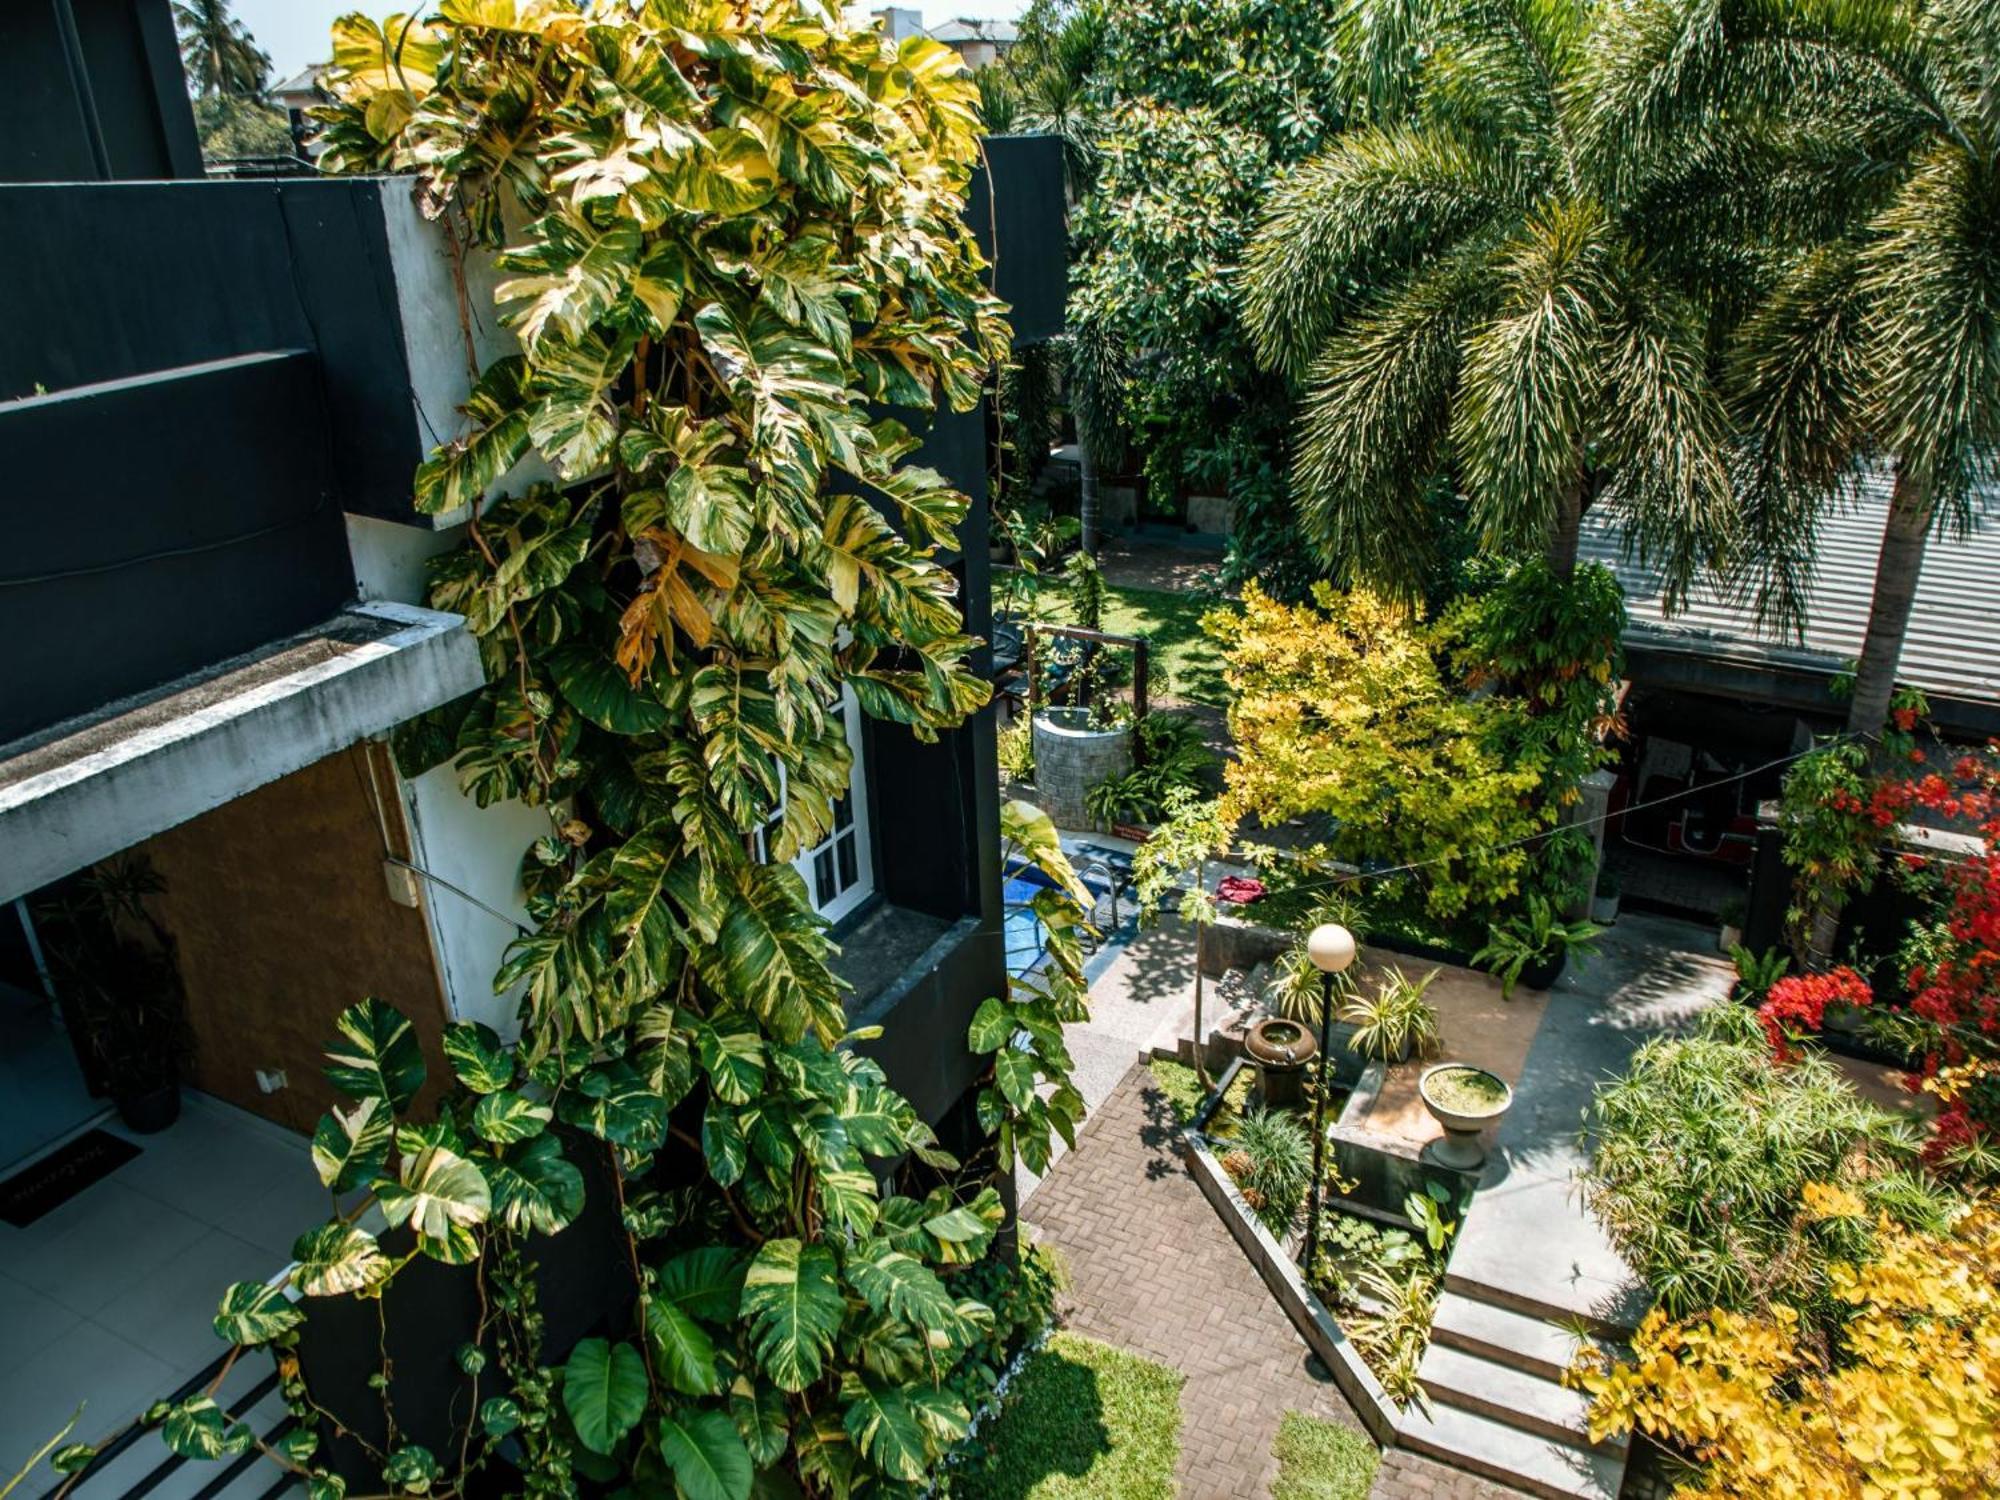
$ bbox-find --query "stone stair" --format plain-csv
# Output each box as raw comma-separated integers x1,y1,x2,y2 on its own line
1397,1288,1630,1500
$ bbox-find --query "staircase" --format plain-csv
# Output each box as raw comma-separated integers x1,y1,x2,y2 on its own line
45,1351,297,1500
1395,1280,1631,1498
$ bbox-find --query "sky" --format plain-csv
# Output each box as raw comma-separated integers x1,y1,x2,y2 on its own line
236,1,1028,84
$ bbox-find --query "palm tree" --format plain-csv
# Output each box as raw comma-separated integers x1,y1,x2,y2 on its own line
1593,0,1998,966
173,0,271,101
1242,0,1740,604
1589,0,1998,761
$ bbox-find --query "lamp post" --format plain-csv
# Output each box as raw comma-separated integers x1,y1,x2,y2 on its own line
1301,922,1356,1279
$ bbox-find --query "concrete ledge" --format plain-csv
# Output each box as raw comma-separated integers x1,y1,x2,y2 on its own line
0,601,483,902
1183,1129,1401,1445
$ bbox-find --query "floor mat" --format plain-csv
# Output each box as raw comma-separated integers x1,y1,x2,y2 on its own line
0,1128,139,1227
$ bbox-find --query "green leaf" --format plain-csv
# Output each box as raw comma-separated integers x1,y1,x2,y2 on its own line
323,998,425,1113
739,1239,844,1392
703,1102,747,1186
383,1444,441,1494
664,127,778,216
441,1022,514,1093
479,1396,523,1438
161,1397,253,1460
557,1059,667,1150
413,358,530,516
550,645,674,734
836,1085,912,1158
471,1089,553,1145
645,1298,720,1396
843,1243,956,1328
697,1026,767,1104
213,1281,303,1345
487,1133,585,1236
840,1381,936,1484
656,1247,744,1321
729,1377,790,1468
561,1338,648,1455
311,1096,393,1194
377,1128,492,1259
967,997,1013,1054
292,1223,392,1297
657,1408,753,1500
993,1049,1038,1110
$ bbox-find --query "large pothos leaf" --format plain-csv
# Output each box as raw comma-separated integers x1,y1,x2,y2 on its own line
486,1132,585,1235
441,1021,514,1094
311,1096,393,1194
323,998,425,1113
159,1397,253,1461
728,1376,790,1468
843,1241,958,1329
214,1281,304,1345
557,1058,667,1150
292,1222,392,1297
840,1378,964,1485
377,1126,492,1261
739,1239,844,1392
413,357,531,517
561,1338,648,1455
657,1408,754,1500
700,863,844,1045
656,1247,744,1321
471,1088,553,1145
644,1298,720,1397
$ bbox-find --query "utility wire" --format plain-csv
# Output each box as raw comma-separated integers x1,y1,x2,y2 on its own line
1246,734,1853,904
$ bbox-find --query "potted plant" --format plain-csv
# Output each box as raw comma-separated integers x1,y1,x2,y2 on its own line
1418,1064,1513,1171
1718,896,1746,954
1244,1016,1317,1109
1589,868,1621,924
1341,966,1443,1063
40,859,194,1133
1471,896,1600,999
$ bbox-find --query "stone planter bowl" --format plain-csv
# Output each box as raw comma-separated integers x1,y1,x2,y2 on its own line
1418,1063,1513,1172
1031,708,1132,829
1245,1016,1317,1110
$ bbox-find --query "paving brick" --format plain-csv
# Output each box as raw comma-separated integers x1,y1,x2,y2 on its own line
1023,1066,1363,1498
1372,1450,1531,1500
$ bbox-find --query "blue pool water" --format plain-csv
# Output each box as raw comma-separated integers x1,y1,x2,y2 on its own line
1002,860,1116,975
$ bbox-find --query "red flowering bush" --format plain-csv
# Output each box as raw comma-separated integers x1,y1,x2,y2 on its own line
1758,968,1873,1061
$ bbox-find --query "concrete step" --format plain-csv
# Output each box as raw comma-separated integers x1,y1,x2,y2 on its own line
1430,1290,1605,1383
1398,1401,1624,1500
1442,1264,1644,1339
1417,1343,1624,1456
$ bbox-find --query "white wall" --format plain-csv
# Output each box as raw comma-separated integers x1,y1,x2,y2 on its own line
346,513,463,604
399,762,549,1041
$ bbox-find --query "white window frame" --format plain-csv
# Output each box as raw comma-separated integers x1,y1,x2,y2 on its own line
752,689,874,924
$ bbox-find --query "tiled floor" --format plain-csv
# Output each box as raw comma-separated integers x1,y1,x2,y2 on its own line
0,1092,327,1470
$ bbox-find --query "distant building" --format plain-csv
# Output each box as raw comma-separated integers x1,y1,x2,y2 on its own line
927,15,1019,68
872,6,926,41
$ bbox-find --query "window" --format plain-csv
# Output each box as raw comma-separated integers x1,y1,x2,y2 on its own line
752,690,874,923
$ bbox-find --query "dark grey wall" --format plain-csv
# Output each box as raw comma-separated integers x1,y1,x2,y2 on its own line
967,134,1068,346
0,351,353,741
1,0,201,183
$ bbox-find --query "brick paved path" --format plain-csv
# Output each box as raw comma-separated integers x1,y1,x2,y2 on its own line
1022,1065,1359,1498
1370,1451,1533,1500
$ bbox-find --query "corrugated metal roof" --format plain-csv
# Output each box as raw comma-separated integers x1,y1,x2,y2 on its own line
1578,469,2000,706
928,17,1019,42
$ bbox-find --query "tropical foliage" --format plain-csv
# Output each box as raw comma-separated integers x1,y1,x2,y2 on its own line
1573,1194,2000,1498
174,0,270,100
1582,1006,1951,1324
1244,0,1741,603
59,6,1094,1497
1211,565,1619,921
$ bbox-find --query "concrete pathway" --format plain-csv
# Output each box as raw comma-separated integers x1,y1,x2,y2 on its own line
1445,912,1731,1330
1023,1066,1360,1498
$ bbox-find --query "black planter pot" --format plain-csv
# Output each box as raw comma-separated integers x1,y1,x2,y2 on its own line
116,1082,181,1134
1518,950,1569,993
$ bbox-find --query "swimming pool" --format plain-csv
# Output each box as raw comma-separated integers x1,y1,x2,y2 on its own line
1002,857,1119,975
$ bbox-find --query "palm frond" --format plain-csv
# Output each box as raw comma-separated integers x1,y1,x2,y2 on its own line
1243,127,1511,381
1292,256,1492,598
1451,201,1614,559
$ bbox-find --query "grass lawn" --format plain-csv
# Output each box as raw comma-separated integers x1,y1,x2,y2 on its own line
951,1332,1182,1500
1002,573,1230,708
1270,1412,1381,1500
1150,1058,1254,1137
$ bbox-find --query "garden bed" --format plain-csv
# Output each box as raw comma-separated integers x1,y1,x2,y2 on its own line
1159,1058,1478,1446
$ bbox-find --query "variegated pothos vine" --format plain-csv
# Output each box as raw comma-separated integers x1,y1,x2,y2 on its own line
94,5,1089,1500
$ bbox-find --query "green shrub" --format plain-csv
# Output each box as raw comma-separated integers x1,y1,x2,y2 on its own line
1231,1107,1314,1235
1270,1412,1380,1500
948,1333,1181,1499
1342,966,1442,1060
1583,1005,1953,1322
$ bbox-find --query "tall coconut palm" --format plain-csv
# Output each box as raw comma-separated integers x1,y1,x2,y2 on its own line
173,0,271,102
1243,0,1741,604
1590,0,1998,750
